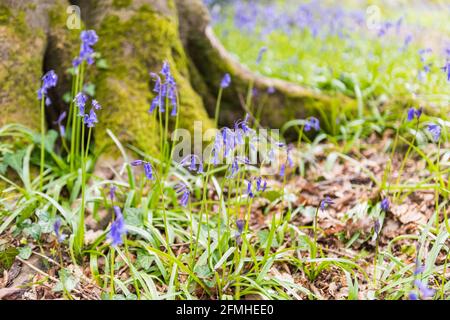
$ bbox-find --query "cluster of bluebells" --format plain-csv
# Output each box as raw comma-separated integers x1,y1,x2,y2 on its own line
380,197,390,212
427,123,441,142
37,70,58,106
73,30,99,68
304,117,320,132
149,61,178,116
220,73,231,89
181,154,204,174
130,160,155,181
74,93,101,128
108,206,127,247
246,176,267,198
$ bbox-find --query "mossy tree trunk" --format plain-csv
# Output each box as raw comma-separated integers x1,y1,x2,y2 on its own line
0,0,356,157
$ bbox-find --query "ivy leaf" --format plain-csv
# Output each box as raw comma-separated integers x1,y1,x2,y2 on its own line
0,247,19,272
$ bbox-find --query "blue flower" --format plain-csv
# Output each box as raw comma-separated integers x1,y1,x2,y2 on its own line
53,111,67,137
304,117,320,132
37,70,58,105
92,99,102,110
53,219,67,243
279,163,286,177
149,61,178,116
108,206,126,247
73,30,99,67
181,154,204,174
427,124,441,142
255,176,267,192
83,108,98,128
130,160,155,180
408,292,419,300
320,196,334,210
407,107,423,122
175,183,190,207
381,197,390,212
74,93,88,116
414,280,435,299
256,47,268,65
441,62,450,81
236,219,245,234
109,185,117,201
220,73,231,89
246,180,254,198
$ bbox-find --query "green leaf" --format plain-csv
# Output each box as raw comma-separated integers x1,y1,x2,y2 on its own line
83,83,96,97
0,247,19,272
3,149,26,174
53,269,79,293
96,59,109,69
18,246,32,260
124,208,144,228
137,250,153,271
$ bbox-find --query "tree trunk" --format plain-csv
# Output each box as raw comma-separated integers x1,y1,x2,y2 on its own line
0,0,357,156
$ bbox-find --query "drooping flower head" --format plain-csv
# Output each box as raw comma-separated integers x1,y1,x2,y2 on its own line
74,93,88,116
37,70,58,106
73,30,99,68
427,124,441,142
236,219,245,235
220,73,231,89
175,182,190,207
304,117,320,132
53,219,67,243
109,184,117,201
108,206,127,247
130,160,155,181
255,176,267,192
181,154,204,174
246,180,254,198
83,108,98,128
53,111,67,137
380,197,390,212
407,107,423,122
320,196,334,210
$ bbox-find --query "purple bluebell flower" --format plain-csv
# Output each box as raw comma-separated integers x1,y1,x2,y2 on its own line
53,219,67,243
37,70,58,105
181,154,203,174
408,292,419,300
246,180,254,198
279,164,286,177
256,47,268,65
75,93,88,116
53,111,67,137
92,99,102,110
381,197,390,212
130,160,144,167
236,219,245,235
320,196,334,210
407,107,423,122
441,62,450,81
108,206,126,247
130,160,155,180
255,176,267,192
175,183,190,207
143,162,154,180
149,61,177,116
220,73,231,89
374,219,381,237
109,185,117,201
427,124,441,142
83,108,98,128
73,30,99,68
414,280,435,299
414,264,425,276
267,86,275,94
304,117,320,132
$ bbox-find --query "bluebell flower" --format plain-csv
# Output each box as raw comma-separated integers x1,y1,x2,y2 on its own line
279,163,286,177
256,47,268,65
427,124,441,142
175,183,190,207
320,196,334,210
246,180,254,198
149,61,178,116
74,93,88,116
53,219,67,243
236,219,245,235
408,292,419,300
108,206,126,247
255,176,267,192
267,86,275,94
84,108,98,128
407,107,423,122
130,160,155,180
381,197,390,212
220,73,231,89
181,154,204,174
143,162,155,180
37,70,58,105
304,117,320,132
441,62,450,81
53,111,67,137
92,99,102,110
109,185,117,201
414,280,435,299
73,30,99,68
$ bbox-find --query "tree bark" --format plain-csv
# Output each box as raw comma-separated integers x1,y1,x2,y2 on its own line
0,0,357,155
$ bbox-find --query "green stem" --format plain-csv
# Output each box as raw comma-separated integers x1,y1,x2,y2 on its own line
39,97,46,192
